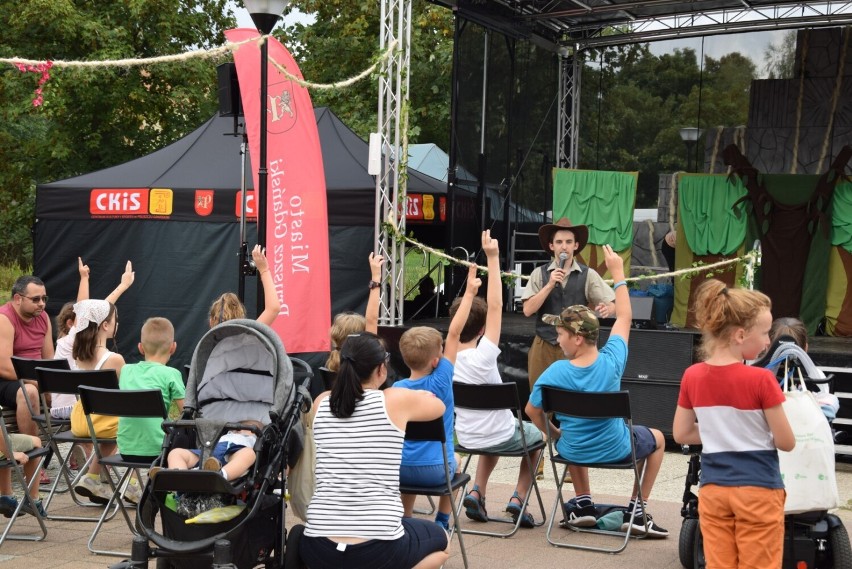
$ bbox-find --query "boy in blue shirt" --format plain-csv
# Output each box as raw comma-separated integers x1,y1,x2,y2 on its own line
525,245,668,537
396,265,478,530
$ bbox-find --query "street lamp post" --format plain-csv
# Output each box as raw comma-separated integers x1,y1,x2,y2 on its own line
679,127,703,172
242,0,288,315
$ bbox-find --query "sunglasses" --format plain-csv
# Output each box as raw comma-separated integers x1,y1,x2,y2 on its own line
21,295,48,304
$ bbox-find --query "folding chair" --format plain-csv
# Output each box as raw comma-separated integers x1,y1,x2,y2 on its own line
34,367,120,521
78,386,167,557
540,387,648,554
10,356,70,444
0,407,51,547
453,381,547,537
399,418,470,569
317,367,337,392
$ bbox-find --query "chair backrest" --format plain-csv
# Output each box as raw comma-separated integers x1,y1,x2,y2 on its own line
12,356,69,380
540,387,632,421
405,417,445,443
318,366,337,391
78,386,167,419
34,367,119,395
452,381,520,412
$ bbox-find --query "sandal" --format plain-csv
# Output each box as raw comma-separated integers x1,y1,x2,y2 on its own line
505,491,535,529
463,485,488,523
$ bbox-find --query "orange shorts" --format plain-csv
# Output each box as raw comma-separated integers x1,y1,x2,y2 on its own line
698,483,785,569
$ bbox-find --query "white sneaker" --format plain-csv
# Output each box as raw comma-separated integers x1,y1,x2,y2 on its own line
122,479,142,504
74,475,112,505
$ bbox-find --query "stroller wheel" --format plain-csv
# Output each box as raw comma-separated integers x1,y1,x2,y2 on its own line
828,522,852,569
678,518,706,569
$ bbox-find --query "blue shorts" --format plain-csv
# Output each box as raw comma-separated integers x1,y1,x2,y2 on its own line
399,457,457,487
480,420,543,453
190,441,247,464
618,425,657,462
300,517,448,569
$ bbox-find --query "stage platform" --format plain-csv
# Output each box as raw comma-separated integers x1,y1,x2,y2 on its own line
381,312,852,453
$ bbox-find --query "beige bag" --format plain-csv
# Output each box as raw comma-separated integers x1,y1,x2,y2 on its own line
288,412,316,522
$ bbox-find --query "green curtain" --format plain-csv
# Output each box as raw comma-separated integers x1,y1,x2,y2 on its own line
832,181,852,254
552,169,636,250
679,174,747,256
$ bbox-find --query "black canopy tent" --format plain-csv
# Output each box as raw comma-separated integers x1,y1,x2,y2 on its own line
34,107,452,368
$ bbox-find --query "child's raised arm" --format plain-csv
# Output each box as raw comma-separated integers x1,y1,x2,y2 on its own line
482,230,502,346
445,265,481,364
106,260,134,304
365,253,384,334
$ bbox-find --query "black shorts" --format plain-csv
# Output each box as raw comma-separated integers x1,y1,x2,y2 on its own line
0,381,22,408
300,517,448,569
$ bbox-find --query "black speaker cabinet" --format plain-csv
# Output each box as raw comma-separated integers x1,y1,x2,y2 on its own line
621,378,680,437
217,63,242,117
598,328,699,380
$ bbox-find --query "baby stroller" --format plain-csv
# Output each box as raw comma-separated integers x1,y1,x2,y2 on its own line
111,319,312,569
678,337,852,569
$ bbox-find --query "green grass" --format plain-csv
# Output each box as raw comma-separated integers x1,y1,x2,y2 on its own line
403,249,447,299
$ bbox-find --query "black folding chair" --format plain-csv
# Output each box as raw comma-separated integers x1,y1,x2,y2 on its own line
399,418,470,569
453,381,547,537
78,386,167,557
10,356,70,443
0,407,51,547
34,367,120,521
540,387,648,553
317,366,337,392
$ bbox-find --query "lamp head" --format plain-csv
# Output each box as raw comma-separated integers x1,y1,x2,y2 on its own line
243,0,289,34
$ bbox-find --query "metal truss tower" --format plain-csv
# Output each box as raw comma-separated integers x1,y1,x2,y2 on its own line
557,52,582,169
376,0,412,326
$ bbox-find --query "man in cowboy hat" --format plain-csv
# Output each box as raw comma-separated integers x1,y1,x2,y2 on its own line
521,218,615,389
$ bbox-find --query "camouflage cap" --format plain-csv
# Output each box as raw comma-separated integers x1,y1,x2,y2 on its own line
542,305,600,339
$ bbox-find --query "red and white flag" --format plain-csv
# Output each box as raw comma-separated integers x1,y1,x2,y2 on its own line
226,29,330,353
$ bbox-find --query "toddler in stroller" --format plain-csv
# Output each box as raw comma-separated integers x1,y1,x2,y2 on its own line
678,321,851,569
112,319,312,569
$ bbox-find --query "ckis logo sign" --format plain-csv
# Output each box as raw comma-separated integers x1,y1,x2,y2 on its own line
90,189,172,216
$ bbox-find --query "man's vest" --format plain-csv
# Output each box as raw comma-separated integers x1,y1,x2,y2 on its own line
534,262,589,344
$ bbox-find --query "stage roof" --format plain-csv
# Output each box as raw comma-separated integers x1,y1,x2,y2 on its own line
431,0,852,49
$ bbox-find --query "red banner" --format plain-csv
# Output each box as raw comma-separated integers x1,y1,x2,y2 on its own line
226,29,330,353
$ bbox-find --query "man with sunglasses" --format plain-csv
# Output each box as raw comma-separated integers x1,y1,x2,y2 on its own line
0,276,54,441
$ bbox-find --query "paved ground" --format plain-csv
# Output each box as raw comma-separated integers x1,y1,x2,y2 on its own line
0,450,850,568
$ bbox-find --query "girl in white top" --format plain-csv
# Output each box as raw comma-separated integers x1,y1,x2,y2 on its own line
68,299,125,504
301,332,450,569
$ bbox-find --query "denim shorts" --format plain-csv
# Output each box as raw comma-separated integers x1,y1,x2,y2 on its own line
619,425,657,462
399,458,457,487
479,419,543,453
300,517,448,569
190,441,246,464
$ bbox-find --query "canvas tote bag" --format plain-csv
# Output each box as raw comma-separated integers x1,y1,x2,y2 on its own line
777,365,840,514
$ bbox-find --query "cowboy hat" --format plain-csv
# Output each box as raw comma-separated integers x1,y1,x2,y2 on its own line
538,218,589,254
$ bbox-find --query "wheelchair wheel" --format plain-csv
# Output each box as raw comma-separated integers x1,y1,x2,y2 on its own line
679,519,698,568
679,518,706,569
828,522,852,569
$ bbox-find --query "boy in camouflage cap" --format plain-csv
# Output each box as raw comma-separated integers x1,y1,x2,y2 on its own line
525,245,669,538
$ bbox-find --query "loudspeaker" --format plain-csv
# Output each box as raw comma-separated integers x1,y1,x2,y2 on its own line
621,378,680,437
217,63,242,117
599,296,657,329
598,328,699,380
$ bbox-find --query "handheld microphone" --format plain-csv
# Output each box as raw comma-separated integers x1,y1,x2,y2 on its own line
557,252,568,287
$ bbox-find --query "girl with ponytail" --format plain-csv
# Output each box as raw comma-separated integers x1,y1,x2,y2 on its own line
674,279,794,568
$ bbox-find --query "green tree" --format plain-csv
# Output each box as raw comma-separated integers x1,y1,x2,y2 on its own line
579,45,757,207
0,0,235,266
763,30,797,79
282,0,453,149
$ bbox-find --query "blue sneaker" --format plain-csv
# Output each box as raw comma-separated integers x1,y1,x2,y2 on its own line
22,498,46,518
0,495,18,518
